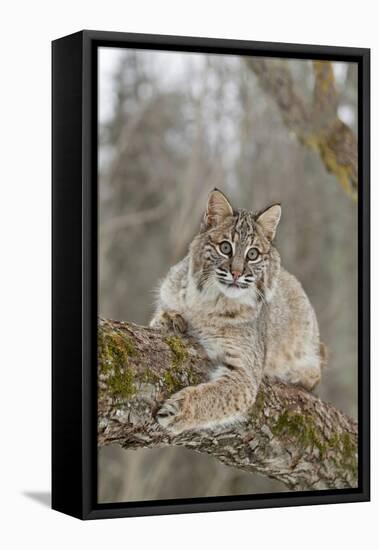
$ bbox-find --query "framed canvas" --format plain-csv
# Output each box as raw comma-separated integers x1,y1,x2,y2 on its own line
52,30,370,520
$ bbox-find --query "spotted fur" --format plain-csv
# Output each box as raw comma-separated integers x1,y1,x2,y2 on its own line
151,189,324,434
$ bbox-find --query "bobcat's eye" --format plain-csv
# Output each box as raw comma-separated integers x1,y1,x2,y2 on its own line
219,241,233,256
247,247,260,262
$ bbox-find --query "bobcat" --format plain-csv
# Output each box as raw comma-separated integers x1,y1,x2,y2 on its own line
150,189,324,434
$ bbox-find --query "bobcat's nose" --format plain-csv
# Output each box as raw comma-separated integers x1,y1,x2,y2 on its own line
231,270,242,281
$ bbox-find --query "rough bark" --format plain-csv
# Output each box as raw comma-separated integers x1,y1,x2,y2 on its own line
98,317,358,491
246,59,358,200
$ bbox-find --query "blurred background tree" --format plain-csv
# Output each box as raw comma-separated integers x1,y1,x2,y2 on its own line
98,48,357,503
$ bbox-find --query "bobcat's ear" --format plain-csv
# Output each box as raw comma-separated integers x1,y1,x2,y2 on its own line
203,189,234,229
256,203,281,242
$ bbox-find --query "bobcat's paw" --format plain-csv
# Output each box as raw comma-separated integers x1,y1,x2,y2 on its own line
156,388,195,435
151,310,188,334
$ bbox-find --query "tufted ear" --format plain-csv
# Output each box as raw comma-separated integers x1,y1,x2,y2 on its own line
256,203,281,242
203,189,234,229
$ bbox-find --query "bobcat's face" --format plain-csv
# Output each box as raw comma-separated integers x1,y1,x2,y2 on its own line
210,212,272,299
190,190,281,301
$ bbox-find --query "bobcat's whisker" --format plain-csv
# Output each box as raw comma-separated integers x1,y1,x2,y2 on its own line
255,287,268,310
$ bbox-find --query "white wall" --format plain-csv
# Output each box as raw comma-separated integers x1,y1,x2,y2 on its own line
0,1,376,548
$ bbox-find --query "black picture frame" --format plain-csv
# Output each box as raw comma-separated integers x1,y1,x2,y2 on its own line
52,30,370,520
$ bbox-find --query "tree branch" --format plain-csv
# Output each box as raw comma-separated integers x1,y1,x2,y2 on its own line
246,59,358,200
98,317,358,491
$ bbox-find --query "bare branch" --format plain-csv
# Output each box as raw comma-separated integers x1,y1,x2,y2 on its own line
100,196,174,237
246,59,357,200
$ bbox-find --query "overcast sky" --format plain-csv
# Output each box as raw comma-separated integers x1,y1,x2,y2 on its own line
98,47,355,129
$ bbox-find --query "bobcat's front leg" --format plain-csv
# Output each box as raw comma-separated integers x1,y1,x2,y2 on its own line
157,350,263,434
150,309,187,334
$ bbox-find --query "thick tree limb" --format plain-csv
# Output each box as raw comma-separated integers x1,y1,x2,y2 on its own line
246,59,358,200
98,318,358,491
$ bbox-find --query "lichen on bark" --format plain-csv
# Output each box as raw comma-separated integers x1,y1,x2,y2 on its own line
97,318,358,491
246,59,357,200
